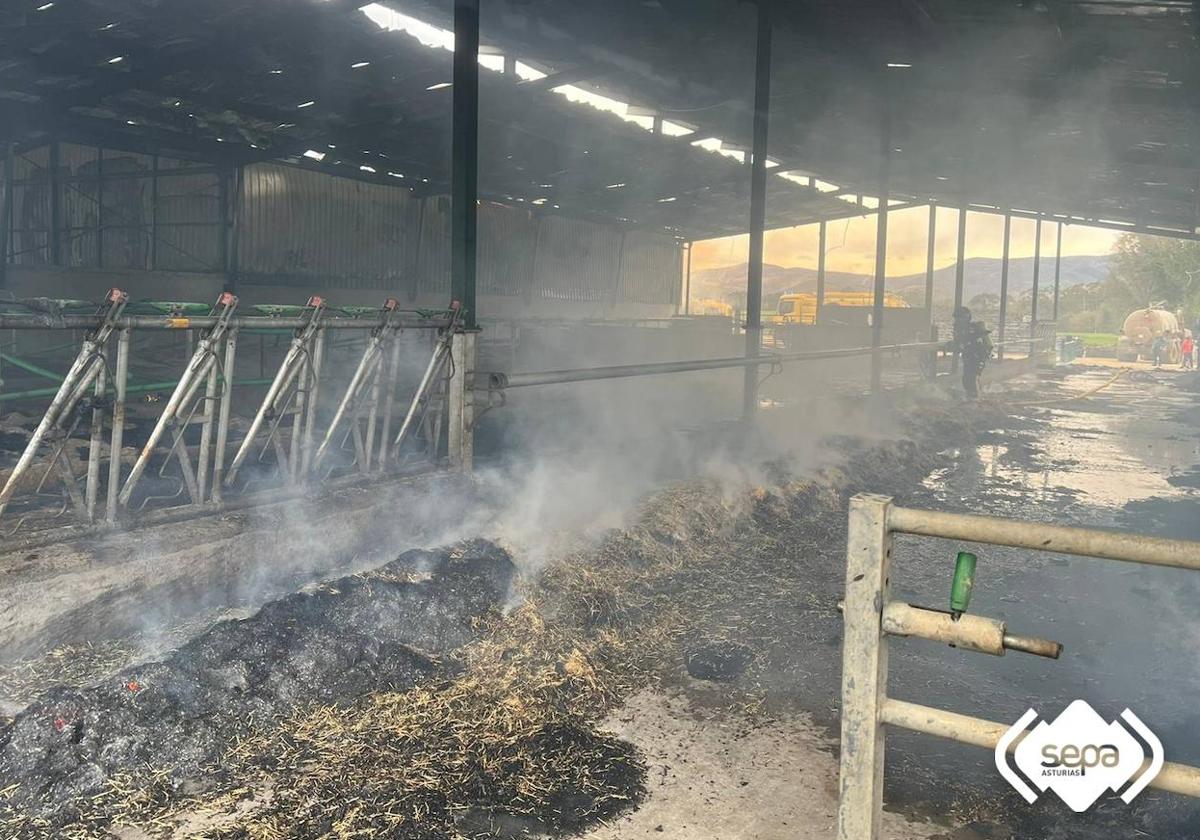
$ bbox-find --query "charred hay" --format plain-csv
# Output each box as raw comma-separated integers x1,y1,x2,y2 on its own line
0,402,986,838
0,540,515,834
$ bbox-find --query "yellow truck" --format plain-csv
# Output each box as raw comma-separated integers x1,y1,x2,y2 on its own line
772,291,911,325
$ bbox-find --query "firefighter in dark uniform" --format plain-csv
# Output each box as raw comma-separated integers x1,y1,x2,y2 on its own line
961,321,993,399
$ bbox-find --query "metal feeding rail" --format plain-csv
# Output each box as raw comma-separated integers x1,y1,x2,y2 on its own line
0,290,469,540
836,495,1200,840
480,336,1051,391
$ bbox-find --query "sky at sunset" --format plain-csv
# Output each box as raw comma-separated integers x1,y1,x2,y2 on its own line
691,207,1122,277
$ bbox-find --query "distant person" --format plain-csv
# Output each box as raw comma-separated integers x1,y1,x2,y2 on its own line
962,321,993,399
951,305,972,370
1151,334,1167,368
1183,334,1195,370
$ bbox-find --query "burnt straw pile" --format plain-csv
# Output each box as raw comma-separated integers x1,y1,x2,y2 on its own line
0,401,995,838
0,540,518,835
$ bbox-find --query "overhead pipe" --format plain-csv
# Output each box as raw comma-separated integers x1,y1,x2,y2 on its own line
484,340,945,390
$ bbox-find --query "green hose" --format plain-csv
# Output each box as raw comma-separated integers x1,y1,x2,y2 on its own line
0,377,274,403
0,350,65,384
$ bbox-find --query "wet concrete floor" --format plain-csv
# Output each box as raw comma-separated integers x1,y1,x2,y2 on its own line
886,365,1200,838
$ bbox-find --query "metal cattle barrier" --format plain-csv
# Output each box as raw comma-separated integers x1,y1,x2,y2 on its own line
837,494,1200,839
0,290,472,543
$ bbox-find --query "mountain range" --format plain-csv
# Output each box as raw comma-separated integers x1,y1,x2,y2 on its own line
690,255,1112,307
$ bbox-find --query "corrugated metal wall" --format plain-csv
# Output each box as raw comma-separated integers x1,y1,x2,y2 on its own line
534,215,624,303
3,145,682,311
478,201,535,297
5,143,223,272
239,163,418,289
618,230,683,304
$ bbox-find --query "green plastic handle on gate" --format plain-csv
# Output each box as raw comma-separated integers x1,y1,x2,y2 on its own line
950,551,977,616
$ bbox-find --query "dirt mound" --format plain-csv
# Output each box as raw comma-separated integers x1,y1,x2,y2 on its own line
0,540,515,831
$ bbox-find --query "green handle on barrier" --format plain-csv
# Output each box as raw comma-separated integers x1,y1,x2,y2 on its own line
950,551,977,616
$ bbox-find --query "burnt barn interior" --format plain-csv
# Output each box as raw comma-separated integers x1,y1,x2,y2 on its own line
2,1,1200,838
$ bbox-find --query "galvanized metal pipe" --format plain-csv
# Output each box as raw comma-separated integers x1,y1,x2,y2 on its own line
314,334,386,467
118,305,236,506
225,310,324,486
363,349,385,472
491,341,945,390
299,329,325,479
196,361,219,501
888,505,1200,570
105,329,130,524
84,359,107,521
394,329,455,451
376,334,403,471
210,331,239,502
0,315,449,331
0,324,112,516
881,698,1200,799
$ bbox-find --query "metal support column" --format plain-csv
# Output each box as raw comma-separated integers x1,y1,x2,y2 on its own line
683,242,692,315
1052,221,1062,321
951,208,967,372
817,220,827,323
869,103,891,394
1030,218,1042,359
84,355,107,520
837,494,893,840
743,3,772,421
922,205,936,378
447,330,476,471
105,328,130,524
450,0,480,328
923,206,935,338
0,144,13,290
997,213,1011,361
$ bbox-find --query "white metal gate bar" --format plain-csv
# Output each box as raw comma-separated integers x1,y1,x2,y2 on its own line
879,698,1200,798
837,494,1200,840
888,505,1200,570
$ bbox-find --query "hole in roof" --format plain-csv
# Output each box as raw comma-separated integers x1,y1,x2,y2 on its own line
359,2,850,199
514,61,547,81
690,137,745,164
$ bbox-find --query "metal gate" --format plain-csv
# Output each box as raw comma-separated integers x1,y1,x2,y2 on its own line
837,494,1200,839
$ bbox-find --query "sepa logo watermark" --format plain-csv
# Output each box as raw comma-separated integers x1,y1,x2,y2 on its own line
995,699,1164,812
